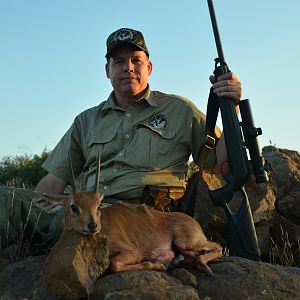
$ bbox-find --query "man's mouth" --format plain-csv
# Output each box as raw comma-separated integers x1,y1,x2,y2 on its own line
121,77,136,82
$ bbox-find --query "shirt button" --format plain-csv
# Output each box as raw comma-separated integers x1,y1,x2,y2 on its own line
119,152,123,156
126,113,131,117
103,186,108,190
113,168,118,173
125,134,130,139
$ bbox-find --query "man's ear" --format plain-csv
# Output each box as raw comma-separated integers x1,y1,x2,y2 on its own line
105,63,110,79
147,59,153,76
33,193,69,214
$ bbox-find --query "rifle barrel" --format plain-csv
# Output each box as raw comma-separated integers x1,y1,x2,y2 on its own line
207,0,226,63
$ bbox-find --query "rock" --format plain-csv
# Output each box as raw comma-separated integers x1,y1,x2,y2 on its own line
1,255,300,299
0,256,50,300
263,147,300,219
44,230,109,299
244,178,276,223
168,267,198,288
276,190,300,225
190,256,300,300
91,270,199,300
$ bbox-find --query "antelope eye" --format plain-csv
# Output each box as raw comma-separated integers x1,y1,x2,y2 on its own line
70,204,80,215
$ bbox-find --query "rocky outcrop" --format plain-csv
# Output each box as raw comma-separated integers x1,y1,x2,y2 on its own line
1,255,300,299
188,146,300,266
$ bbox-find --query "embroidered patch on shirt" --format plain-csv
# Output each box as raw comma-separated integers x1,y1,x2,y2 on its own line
149,113,167,129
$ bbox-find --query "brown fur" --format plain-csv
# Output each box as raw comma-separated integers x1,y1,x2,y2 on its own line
100,202,222,273
34,192,222,274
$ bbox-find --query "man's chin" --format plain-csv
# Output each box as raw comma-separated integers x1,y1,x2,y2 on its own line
121,85,147,97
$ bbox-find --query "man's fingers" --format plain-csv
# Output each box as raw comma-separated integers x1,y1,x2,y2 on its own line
212,71,242,101
213,84,240,93
213,79,238,89
209,75,216,84
213,84,241,101
216,72,236,81
213,91,241,101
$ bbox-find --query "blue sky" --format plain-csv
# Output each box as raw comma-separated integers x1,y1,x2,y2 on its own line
1,0,300,159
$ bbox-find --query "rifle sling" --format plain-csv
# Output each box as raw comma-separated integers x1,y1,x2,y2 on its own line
200,87,220,169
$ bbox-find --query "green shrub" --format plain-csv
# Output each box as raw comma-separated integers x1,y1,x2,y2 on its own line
0,149,50,188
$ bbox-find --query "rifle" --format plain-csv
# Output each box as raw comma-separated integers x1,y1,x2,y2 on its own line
206,0,269,261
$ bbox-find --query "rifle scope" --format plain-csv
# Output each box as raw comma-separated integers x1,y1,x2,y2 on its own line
239,99,269,184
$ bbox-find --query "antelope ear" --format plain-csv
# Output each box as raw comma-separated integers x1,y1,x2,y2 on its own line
32,193,69,214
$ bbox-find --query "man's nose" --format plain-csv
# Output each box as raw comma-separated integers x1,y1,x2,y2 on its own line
123,59,134,72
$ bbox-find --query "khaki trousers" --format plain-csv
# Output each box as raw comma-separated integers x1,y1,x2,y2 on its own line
0,186,63,252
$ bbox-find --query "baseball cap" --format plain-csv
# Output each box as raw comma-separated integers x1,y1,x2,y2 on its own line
105,28,149,58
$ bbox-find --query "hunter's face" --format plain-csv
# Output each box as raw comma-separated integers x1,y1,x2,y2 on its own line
105,46,152,98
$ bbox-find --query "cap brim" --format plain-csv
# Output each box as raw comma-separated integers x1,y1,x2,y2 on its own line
105,42,149,58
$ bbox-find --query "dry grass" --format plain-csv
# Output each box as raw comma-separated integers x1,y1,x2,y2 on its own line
269,225,297,267
0,187,42,270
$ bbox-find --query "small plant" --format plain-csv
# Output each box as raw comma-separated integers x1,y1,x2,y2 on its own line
269,139,278,152
0,188,42,265
269,225,295,267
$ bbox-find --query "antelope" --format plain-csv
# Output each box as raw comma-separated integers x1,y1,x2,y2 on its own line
33,157,222,275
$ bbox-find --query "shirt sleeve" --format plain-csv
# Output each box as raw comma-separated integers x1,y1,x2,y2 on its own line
42,116,85,183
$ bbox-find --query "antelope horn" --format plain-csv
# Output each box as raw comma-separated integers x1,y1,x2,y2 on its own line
94,155,101,193
68,149,77,192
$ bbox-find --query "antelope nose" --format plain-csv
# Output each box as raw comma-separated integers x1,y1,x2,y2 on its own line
87,221,97,232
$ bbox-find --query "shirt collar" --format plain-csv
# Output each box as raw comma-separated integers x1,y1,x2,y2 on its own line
101,85,158,115
102,92,119,113
143,86,158,107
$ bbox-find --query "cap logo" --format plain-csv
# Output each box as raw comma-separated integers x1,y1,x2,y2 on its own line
114,28,134,42
106,28,149,58
149,113,167,129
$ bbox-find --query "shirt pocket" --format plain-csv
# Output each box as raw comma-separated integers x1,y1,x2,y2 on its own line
85,126,120,165
137,123,176,168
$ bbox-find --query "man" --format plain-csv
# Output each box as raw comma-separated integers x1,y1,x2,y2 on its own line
36,28,241,200
0,27,241,250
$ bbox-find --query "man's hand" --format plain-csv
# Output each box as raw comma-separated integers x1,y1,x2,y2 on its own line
35,173,68,195
209,72,242,104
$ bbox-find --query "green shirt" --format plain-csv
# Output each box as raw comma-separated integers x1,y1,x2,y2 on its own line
42,87,219,200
